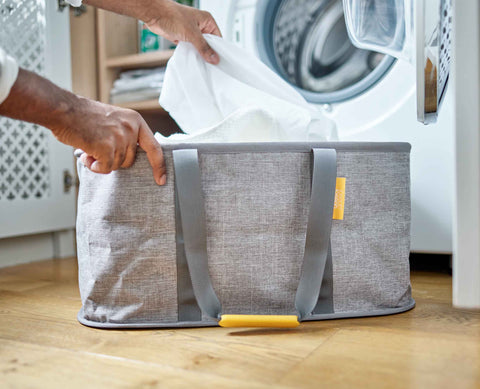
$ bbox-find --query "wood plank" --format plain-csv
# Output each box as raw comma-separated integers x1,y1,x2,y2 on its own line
1,258,479,388
0,339,286,389
279,327,480,389
114,99,166,113
0,257,77,282
96,8,110,103
106,50,174,69
102,11,138,58
0,299,332,384
70,5,98,100
0,291,334,384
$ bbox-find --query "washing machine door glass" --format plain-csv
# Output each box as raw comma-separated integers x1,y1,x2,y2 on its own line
255,0,395,104
342,0,452,124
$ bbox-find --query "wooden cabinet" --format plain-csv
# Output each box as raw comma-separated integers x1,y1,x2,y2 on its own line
70,8,180,135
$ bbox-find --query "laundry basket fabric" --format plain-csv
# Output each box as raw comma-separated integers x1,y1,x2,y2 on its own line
75,142,414,329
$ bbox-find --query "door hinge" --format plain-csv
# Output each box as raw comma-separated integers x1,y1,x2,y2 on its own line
63,170,78,193
57,0,87,17
57,0,69,12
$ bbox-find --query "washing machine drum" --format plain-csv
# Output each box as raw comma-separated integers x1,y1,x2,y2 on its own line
256,0,396,104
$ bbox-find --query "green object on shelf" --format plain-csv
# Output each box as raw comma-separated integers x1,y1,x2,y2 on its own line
176,0,195,5
140,27,159,53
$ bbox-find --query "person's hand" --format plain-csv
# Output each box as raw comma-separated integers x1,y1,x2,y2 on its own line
53,98,166,186
143,0,222,64
83,0,222,64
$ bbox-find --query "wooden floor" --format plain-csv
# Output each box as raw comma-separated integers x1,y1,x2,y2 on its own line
0,258,479,389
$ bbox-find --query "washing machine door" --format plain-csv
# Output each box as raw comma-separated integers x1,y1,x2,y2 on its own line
255,0,396,105
342,0,453,124
415,0,452,124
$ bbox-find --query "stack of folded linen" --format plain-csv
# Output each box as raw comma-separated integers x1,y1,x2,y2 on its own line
110,67,165,104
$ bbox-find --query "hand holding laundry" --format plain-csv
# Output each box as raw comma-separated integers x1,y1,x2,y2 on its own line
142,0,222,64
84,0,222,64
158,34,337,142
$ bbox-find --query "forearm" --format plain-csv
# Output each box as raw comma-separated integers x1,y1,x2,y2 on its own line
0,68,166,183
0,68,81,135
83,0,164,23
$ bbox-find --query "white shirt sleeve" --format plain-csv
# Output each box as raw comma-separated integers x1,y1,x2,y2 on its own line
66,0,82,6
0,47,19,105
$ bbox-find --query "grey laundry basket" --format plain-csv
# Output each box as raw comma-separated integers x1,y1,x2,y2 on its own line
75,142,415,329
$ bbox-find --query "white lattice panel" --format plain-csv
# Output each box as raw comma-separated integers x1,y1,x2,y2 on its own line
0,0,50,201
438,0,452,100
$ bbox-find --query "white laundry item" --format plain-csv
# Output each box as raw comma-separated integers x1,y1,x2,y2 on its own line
111,75,164,94
119,67,166,79
110,88,162,104
111,67,164,90
159,34,337,141
155,106,287,144
0,47,19,105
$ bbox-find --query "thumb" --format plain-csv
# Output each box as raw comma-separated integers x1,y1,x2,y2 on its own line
190,31,219,64
137,121,166,186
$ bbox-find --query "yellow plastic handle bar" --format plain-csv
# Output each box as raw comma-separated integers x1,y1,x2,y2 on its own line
218,314,300,328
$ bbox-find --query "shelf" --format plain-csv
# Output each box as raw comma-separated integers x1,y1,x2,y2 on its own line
106,50,174,69
114,99,167,113
95,10,180,132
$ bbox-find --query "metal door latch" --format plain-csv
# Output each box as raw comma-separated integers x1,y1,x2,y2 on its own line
57,0,87,16
57,0,69,12
63,170,78,193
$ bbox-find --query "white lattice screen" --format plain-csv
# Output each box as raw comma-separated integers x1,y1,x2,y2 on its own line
0,0,50,201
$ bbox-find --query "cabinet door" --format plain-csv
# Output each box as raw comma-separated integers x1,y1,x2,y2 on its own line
0,0,76,238
453,0,480,309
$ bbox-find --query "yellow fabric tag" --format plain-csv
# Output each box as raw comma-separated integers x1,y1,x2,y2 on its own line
333,177,346,220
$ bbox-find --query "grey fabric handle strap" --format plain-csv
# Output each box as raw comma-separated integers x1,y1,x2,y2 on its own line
295,148,337,319
173,149,222,319
172,148,337,321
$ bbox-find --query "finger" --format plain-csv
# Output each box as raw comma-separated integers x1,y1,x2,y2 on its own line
190,30,220,64
111,145,127,171
90,150,115,174
137,120,166,186
199,10,222,37
121,144,137,169
80,153,96,170
208,19,222,37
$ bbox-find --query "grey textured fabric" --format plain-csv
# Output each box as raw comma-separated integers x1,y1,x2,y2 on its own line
330,151,412,312
76,142,414,328
76,152,178,324
172,148,337,321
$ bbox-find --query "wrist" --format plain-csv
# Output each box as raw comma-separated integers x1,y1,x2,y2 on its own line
121,0,171,25
137,0,172,26
49,93,84,137
83,0,170,24
49,94,107,144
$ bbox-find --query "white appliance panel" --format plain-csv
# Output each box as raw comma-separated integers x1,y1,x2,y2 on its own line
200,0,454,253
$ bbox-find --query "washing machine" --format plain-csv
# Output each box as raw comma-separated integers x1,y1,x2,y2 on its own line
200,0,454,254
